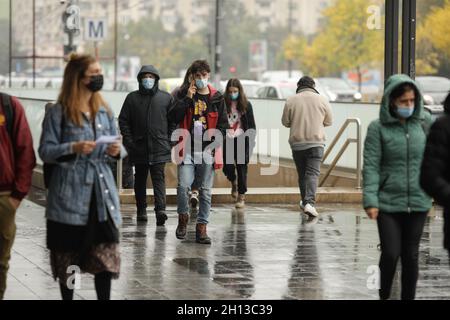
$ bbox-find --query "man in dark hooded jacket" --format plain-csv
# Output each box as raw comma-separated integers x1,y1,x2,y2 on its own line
119,65,175,224
421,93,450,256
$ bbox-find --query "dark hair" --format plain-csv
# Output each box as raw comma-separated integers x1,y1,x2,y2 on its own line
179,60,211,96
178,66,193,95
224,78,249,114
297,76,315,89
389,83,419,117
190,60,211,75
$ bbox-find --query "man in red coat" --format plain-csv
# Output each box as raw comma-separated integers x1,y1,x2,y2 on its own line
0,93,36,299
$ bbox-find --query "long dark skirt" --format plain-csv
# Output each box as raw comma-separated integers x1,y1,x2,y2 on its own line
47,189,120,287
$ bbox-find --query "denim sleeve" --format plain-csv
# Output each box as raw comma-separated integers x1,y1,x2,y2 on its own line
38,105,73,163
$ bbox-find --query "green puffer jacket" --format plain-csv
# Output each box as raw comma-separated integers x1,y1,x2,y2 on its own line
363,74,432,213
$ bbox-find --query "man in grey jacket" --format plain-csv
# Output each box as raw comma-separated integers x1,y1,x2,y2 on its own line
282,76,333,217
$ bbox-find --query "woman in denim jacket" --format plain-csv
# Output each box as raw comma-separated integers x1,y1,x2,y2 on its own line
39,54,127,300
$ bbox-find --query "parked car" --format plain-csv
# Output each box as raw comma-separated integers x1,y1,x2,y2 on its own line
416,76,450,105
315,77,362,102
261,70,303,83
256,81,296,99
256,80,330,101
424,104,445,123
220,79,263,98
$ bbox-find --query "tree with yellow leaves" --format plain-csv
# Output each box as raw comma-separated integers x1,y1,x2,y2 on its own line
300,0,384,91
422,0,450,58
416,0,450,75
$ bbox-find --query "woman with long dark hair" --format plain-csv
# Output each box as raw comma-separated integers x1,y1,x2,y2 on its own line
363,74,432,300
39,53,127,300
223,79,256,208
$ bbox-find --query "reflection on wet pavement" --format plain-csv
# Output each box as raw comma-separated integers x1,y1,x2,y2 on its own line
5,197,450,300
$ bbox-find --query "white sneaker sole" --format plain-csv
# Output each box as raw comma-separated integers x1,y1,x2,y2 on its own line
304,207,319,217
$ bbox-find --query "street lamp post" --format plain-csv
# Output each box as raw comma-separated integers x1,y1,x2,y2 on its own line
62,0,80,58
384,0,417,83
402,0,416,79
214,0,222,89
288,0,294,78
384,0,399,83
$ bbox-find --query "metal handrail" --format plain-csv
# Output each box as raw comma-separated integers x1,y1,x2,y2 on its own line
319,118,362,189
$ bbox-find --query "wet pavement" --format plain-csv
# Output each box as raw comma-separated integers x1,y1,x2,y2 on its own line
4,195,450,300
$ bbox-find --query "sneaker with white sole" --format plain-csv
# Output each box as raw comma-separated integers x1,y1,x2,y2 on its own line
304,203,319,217
235,194,245,209
190,190,199,209
299,201,305,210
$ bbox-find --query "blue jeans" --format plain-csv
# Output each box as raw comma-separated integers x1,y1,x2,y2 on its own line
177,152,215,224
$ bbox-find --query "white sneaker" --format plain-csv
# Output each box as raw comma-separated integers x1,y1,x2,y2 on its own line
304,204,319,217
299,201,305,210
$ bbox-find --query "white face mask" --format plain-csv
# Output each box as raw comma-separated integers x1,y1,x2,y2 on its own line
142,78,155,90
196,78,208,89
396,105,414,119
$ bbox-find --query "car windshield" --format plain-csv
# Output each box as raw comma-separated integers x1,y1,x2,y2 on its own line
417,78,450,92
319,78,352,90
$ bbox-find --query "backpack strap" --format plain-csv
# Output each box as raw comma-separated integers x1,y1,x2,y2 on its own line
1,93,14,139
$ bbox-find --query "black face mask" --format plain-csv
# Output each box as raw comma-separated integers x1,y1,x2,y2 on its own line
86,75,104,92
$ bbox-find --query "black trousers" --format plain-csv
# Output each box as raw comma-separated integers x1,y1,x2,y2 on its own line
134,163,166,214
122,157,134,189
224,163,248,195
223,138,248,195
377,211,428,300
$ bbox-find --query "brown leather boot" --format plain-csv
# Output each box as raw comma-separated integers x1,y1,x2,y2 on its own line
195,223,211,244
176,214,189,239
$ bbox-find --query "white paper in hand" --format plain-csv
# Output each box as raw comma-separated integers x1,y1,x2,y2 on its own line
96,135,120,145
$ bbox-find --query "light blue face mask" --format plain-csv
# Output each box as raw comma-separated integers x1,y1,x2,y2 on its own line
230,92,239,101
196,78,208,89
142,78,155,90
396,105,414,119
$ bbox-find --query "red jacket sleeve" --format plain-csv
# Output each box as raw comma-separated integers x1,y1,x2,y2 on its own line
10,97,36,200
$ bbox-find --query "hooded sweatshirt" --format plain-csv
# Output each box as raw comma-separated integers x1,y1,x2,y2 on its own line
118,65,175,165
